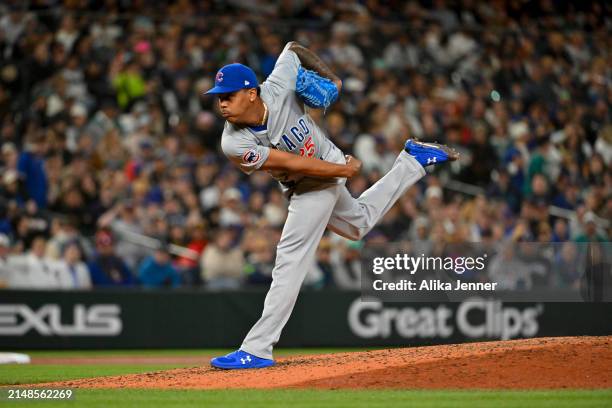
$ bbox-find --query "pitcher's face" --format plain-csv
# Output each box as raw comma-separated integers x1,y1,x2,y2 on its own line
217,89,256,124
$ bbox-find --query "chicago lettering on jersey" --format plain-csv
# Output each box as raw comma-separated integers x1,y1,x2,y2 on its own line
280,117,311,152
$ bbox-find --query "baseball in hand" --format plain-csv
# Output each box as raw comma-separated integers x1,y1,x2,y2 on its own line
345,155,362,178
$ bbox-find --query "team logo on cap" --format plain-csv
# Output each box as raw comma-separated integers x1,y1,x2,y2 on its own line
216,71,224,83
242,149,261,164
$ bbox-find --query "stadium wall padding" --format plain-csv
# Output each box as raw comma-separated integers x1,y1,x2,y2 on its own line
0,290,610,349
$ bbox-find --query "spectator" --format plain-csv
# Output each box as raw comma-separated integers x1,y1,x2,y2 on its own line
57,240,92,289
554,242,582,288
313,236,335,287
259,34,282,77
462,123,497,186
330,239,362,290
218,188,244,227
244,234,274,285
575,212,608,243
98,202,146,270
110,57,147,111
0,7,29,48
65,104,89,152
174,221,208,285
552,218,570,243
328,22,364,70
1,168,26,206
0,233,10,287
17,134,48,209
7,236,63,289
1,142,18,171
201,228,244,289
137,243,181,288
488,243,530,290
383,32,421,70
85,99,120,144
87,230,134,287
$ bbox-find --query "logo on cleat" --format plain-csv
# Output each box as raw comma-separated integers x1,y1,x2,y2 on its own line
427,157,437,164
240,355,252,365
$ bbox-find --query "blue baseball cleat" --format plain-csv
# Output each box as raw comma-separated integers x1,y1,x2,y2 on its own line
210,350,274,369
404,139,459,167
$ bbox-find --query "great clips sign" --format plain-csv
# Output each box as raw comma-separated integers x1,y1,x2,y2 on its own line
348,298,543,341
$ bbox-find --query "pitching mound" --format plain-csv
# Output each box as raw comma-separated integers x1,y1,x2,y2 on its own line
47,336,611,389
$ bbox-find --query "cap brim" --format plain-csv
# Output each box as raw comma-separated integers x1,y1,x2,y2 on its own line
205,85,243,95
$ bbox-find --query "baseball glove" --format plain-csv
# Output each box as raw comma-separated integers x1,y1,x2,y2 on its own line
295,67,339,110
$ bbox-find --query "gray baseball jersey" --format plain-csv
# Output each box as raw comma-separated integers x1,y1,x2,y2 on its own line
220,43,345,194
215,43,428,360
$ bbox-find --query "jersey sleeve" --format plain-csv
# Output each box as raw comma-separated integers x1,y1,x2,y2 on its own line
264,42,301,94
221,131,270,175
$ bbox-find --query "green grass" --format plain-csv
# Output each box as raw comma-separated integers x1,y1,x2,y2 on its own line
0,364,190,385
1,350,609,408
0,389,610,408
1,349,374,386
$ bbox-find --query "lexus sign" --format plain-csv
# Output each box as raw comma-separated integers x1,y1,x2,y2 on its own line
0,304,122,336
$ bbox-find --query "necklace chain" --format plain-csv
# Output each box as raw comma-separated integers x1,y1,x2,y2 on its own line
259,102,268,126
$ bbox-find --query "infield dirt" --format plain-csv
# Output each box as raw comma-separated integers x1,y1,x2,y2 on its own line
42,336,611,389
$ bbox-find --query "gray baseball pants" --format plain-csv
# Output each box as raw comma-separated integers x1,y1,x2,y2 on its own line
240,152,426,359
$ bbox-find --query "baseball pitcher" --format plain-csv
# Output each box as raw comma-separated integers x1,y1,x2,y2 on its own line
205,41,458,369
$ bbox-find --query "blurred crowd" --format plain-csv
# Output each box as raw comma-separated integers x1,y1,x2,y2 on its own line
0,1,609,290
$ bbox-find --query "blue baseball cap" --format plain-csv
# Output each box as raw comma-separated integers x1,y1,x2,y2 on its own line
205,63,259,94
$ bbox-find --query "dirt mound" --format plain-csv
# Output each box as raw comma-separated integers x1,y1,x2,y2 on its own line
44,336,612,389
